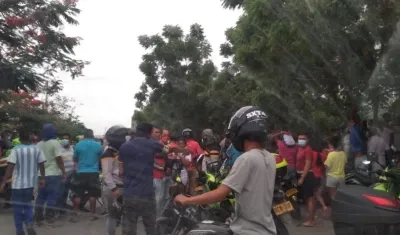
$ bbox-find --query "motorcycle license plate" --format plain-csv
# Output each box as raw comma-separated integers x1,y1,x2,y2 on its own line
273,201,294,216
285,188,298,197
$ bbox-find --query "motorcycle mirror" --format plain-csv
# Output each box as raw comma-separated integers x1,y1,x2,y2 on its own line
362,160,371,165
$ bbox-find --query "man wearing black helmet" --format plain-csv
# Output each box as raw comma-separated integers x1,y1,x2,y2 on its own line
101,125,128,235
175,106,277,235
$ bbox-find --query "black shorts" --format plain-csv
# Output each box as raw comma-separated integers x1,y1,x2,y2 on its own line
298,172,318,199
70,172,101,198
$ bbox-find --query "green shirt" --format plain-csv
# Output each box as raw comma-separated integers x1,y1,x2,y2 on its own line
37,139,62,176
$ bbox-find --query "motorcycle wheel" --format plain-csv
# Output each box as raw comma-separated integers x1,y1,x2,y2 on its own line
289,196,301,220
273,211,289,235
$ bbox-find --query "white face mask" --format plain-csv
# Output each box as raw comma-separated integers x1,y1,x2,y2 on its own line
298,139,307,146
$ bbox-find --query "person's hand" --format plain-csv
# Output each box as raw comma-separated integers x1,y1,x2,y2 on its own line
174,194,189,206
298,178,304,186
62,174,67,182
39,178,46,188
112,189,120,199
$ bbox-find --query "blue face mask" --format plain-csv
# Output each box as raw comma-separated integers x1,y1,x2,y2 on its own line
298,139,307,146
60,139,69,147
225,144,243,167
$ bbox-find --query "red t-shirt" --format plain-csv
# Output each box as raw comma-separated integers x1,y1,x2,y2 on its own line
186,139,203,160
153,156,165,179
153,140,167,179
295,145,313,172
277,140,298,168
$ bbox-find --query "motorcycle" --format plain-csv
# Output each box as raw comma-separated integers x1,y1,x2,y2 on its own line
345,153,382,186
272,153,301,221
332,163,400,235
372,155,400,199
157,198,231,235
157,194,289,235
346,152,400,193
68,172,104,211
197,153,300,222
195,160,235,223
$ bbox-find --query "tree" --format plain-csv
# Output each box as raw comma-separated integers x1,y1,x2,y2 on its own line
133,24,217,135
133,0,400,138
0,0,89,93
220,0,400,129
0,90,86,137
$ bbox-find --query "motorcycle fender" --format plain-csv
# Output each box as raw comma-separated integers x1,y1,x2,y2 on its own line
373,183,386,191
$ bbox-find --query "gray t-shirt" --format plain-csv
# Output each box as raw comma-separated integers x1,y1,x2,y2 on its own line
222,149,277,235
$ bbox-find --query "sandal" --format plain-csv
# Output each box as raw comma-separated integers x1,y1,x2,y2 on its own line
297,222,314,227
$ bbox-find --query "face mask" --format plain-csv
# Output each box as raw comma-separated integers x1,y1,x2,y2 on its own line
298,139,307,146
60,139,69,147
225,144,243,165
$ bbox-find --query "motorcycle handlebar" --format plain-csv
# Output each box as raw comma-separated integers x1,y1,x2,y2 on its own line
383,171,398,179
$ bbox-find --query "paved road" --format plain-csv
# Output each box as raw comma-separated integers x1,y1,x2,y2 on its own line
0,207,335,235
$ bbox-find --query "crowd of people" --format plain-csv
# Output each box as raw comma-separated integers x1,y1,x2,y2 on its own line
0,106,399,235
266,111,398,227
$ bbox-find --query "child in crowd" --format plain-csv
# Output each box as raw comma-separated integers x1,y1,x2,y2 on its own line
0,129,46,235
324,135,347,198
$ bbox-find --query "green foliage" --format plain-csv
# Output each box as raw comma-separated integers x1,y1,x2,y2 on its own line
133,24,217,134
222,0,400,127
134,0,400,138
0,91,86,137
0,0,89,93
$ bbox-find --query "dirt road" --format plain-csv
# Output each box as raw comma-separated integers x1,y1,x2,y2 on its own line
0,208,335,235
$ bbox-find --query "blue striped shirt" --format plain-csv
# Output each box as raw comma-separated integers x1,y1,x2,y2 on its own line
7,144,46,189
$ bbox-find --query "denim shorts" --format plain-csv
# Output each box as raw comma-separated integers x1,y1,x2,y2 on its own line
326,175,345,188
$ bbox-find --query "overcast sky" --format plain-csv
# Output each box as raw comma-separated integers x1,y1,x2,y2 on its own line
57,0,241,135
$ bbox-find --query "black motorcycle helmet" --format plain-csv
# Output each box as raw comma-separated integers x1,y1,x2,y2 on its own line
105,125,129,150
227,106,269,152
182,128,193,139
